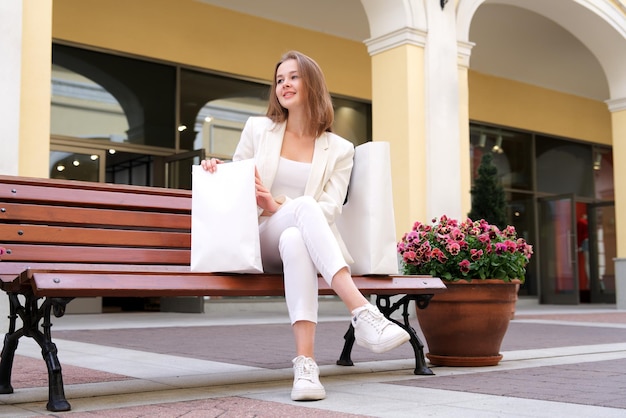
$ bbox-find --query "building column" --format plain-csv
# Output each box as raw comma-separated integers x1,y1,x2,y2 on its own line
364,0,466,238
0,0,51,177
366,33,428,237
457,41,474,217
423,1,464,221
609,99,626,308
0,2,23,176
0,0,52,331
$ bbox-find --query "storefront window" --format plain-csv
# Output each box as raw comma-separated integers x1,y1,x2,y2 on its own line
593,148,614,200
470,126,532,191
52,44,176,149
51,44,373,189
536,135,594,198
507,191,536,295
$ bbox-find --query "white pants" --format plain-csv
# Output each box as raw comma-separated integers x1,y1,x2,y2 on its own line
259,196,348,324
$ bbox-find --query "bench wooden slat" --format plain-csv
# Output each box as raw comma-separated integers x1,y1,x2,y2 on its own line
0,176,191,211
3,262,196,275
29,272,446,298
0,224,190,248
0,202,190,230
2,244,189,264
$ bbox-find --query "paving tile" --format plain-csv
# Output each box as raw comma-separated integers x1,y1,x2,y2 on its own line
389,357,626,409
57,397,368,418
9,354,132,389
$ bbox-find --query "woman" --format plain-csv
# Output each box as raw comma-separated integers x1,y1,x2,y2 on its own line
201,50,409,401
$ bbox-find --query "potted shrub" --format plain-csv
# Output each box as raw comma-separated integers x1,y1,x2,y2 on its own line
397,215,533,366
468,152,507,229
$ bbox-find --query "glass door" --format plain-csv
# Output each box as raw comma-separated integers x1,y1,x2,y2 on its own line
588,202,616,304
538,195,579,304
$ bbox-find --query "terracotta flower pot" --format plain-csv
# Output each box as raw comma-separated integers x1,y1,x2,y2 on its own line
415,279,520,367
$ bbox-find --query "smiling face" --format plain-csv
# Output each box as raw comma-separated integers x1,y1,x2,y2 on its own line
275,58,305,111
266,51,333,133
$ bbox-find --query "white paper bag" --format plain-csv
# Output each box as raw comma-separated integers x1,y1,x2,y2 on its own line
190,160,263,273
336,142,399,275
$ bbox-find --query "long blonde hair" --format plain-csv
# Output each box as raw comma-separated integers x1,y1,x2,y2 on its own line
266,50,334,135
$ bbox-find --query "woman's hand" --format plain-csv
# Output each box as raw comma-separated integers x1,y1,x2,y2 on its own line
201,158,222,173
255,167,281,215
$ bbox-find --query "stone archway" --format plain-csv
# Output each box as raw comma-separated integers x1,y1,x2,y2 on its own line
456,0,626,101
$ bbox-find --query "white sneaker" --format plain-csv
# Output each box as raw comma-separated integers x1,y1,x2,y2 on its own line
291,355,326,401
351,304,410,354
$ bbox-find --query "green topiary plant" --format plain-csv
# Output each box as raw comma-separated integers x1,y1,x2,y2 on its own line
468,153,507,229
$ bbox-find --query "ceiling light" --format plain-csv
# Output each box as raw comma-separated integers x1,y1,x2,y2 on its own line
593,153,602,170
492,135,504,154
478,133,487,148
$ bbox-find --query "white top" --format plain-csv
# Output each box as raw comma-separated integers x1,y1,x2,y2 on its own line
271,157,311,199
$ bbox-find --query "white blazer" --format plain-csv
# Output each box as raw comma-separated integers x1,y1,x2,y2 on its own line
233,116,355,264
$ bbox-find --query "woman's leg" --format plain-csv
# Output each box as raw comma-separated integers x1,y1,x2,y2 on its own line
261,196,409,355
329,267,369,311
260,207,325,401
277,226,318,358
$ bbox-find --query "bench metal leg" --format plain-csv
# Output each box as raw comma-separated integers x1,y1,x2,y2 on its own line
0,294,20,394
336,324,356,366
0,292,72,412
336,294,435,375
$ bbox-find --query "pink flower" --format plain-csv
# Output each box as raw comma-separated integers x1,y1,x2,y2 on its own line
459,259,470,273
397,215,533,283
503,225,517,238
446,241,461,256
470,248,483,261
403,251,417,263
505,240,517,253
432,247,447,263
478,233,490,244
494,242,507,255
449,227,465,242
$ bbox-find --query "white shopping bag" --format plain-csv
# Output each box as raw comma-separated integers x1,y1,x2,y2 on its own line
336,142,399,275
190,160,263,273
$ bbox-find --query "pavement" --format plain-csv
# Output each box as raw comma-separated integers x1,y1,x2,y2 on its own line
1,296,626,417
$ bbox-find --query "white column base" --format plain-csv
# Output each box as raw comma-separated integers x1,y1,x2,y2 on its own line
615,258,626,309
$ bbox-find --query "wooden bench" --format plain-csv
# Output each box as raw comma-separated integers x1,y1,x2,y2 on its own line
0,174,446,412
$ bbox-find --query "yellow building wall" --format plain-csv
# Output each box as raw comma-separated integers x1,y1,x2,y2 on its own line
51,0,371,100
20,0,52,178
468,71,612,145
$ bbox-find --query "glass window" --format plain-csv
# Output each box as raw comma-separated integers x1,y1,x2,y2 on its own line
535,135,593,198
507,191,536,295
50,44,372,189
180,69,269,156
593,148,614,201
470,126,532,190
51,64,129,141
52,44,176,149
50,148,102,182
332,97,372,146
